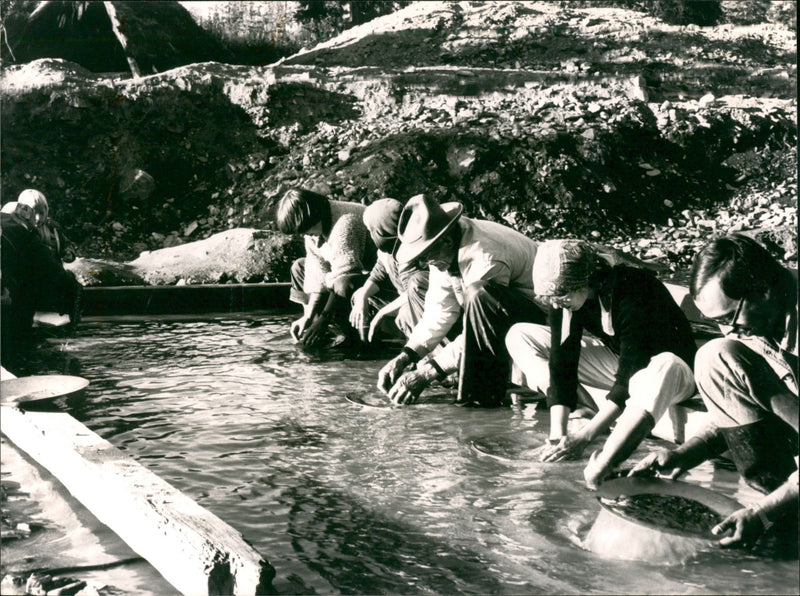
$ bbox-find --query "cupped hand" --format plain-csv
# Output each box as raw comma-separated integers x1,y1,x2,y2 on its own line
349,289,369,341
540,434,589,463
290,316,309,343
367,310,389,343
387,370,430,405
301,315,329,349
377,355,409,394
712,507,764,548
628,448,685,480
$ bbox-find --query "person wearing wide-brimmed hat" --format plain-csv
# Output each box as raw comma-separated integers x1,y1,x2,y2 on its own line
632,234,798,549
276,188,376,351
349,198,430,342
377,194,547,407
505,239,697,488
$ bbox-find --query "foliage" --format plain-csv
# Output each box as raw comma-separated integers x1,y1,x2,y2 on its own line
190,1,302,65
722,1,796,29
294,1,412,43
622,0,724,25
295,0,345,43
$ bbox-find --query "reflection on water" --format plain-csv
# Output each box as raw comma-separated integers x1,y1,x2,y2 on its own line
21,316,800,595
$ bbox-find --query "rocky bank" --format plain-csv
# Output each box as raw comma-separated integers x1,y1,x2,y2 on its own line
0,1,796,284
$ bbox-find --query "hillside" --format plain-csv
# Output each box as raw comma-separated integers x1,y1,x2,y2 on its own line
0,1,796,283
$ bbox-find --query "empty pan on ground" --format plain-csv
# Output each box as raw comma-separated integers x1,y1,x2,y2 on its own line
1,375,90,407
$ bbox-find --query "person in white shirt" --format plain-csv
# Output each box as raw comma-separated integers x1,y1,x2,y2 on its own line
276,188,375,350
377,194,547,407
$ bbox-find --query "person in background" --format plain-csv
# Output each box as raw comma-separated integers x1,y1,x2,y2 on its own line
1,201,81,373
377,194,547,407
505,239,697,488
276,188,376,351
17,188,76,263
349,198,429,343
631,234,797,548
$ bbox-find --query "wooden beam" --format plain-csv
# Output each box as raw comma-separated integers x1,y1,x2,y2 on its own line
0,406,274,595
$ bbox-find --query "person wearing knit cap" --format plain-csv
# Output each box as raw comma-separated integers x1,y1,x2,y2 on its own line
276,188,376,351
377,194,547,407
349,198,430,342
505,239,698,489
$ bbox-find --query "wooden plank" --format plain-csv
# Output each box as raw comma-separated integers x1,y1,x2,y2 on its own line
0,406,274,595
80,283,292,317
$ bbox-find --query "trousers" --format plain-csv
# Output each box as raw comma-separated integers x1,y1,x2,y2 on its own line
458,281,546,407
504,322,696,419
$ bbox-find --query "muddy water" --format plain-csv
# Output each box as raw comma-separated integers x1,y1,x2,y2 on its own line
11,316,799,595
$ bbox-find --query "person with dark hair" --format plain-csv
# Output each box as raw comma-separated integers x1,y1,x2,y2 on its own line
349,198,429,342
632,234,798,548
276,188,375,350
505,239,697,488
1,201,81,373
377,194,547,407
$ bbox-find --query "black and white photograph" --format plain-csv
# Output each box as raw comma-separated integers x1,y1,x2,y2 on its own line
0,1,797,594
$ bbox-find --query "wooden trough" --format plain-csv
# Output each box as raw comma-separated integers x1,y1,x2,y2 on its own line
0,370,275,595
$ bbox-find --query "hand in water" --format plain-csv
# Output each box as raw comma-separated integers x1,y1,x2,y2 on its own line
628,448,686,480
377,354,410,394
712,507,764,548
540,434,589,462
290,316,310,343
388,370,430,405
301,314,329,349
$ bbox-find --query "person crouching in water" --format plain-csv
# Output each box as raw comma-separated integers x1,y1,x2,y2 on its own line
505,239,698,488
276,188,375,352
349,198,429,343
17,188,76,263
378,194,546,407
631,234,797,549
1,201,81,373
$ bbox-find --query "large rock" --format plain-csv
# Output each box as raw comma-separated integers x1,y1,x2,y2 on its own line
66,258,146,287
129,228,302,285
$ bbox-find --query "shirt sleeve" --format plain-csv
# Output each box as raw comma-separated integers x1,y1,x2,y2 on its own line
604,288,657,408
367,258,389,288
405,266,462,358
461,254,511,288
302,235,329,295
323,213,366,287
430,333,463,374
546,306,584,410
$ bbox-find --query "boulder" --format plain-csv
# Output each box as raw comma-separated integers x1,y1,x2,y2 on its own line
128,228,302,285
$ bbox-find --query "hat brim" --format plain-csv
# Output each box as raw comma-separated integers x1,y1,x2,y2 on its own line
395,203,463,264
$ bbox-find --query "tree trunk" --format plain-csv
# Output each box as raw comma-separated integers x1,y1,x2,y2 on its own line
102,1,141,77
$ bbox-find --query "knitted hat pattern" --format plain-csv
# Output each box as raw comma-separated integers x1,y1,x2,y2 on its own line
363,198,403,253
533,239,597,297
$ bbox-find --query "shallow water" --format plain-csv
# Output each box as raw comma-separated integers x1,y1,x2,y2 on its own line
18,316,800,594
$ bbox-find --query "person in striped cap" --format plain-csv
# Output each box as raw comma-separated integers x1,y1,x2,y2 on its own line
506,239,697,488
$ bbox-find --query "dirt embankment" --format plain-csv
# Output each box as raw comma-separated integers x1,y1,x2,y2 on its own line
1,1,796,283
